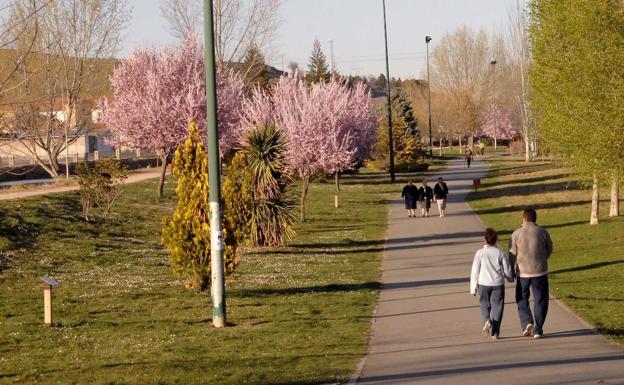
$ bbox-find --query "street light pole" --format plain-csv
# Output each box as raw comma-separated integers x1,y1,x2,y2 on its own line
382,0,395,182
203,0,226,328
490,59,497,150
425,35,433,160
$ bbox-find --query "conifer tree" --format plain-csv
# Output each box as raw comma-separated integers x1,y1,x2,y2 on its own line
242,44,269,89
162,121,239,291
376,89,424,170
305,39,330,83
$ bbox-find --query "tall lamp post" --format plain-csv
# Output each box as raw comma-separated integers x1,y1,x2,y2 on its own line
382,0,395,182
490,59,498,150
203,0,226,328
425,35,433,159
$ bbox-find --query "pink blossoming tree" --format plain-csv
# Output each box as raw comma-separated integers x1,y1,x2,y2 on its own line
479,105,517,149
104,36,244,197
242,74,378,219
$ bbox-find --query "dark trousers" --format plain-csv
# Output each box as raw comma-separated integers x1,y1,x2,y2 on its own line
478,284,505,336
516,275,549,335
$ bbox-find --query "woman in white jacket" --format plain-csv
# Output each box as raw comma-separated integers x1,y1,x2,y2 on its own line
470,228,514,339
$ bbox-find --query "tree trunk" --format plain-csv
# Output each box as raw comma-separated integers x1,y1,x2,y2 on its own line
524,136,532,162
494,136,497,150
610,174,620,217
590,177,600,225
334,171,340,208
158,153,169,198
300,175,310,222
458,136,463,154
439,137,442,156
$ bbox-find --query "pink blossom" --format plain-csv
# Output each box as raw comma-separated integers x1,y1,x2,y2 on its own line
104,36,244,157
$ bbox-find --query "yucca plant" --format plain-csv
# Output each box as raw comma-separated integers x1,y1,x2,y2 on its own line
242,124,296,247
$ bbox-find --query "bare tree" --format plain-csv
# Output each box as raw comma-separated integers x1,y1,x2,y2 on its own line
505,0,536,161
3,0,130,179
430,26,504,148
160,0,281,65
0,0,47,98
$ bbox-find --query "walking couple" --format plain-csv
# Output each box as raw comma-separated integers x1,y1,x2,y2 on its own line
401,177,449,218
470,208,554,340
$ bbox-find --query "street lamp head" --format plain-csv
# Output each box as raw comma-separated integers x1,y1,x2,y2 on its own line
425,36,432,43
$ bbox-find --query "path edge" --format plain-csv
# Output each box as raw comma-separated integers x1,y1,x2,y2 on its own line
343,190,393,385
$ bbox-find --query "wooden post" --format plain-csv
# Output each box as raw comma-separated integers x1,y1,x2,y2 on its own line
43,284,52,326
39,275,59,327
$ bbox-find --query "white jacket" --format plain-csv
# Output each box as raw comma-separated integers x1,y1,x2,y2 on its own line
470,245,513,294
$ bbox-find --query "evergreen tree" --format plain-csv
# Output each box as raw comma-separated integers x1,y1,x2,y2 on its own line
375,89,424,171
162,121,239,291
242,44,269,89
305,39,330,83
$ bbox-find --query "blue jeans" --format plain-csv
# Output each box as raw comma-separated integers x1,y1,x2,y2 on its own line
478,284,505,336
516,275,549,335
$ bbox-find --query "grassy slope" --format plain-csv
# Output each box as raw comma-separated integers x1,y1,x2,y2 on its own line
467,155,624,344
0,162,443,385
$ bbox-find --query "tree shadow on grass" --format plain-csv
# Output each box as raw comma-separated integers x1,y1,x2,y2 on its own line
472,200,590,215
233,277,470,298
0,210,41,253
473,181,580,200
551,260,624,275
481,173,570,189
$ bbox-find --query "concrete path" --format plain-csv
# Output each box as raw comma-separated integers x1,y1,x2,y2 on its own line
356,156,624,385
0,169,163,201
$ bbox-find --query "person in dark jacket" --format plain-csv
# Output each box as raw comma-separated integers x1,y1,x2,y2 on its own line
433,177,449,217
401,181,419,217
418,179,434,217
465,147,473,168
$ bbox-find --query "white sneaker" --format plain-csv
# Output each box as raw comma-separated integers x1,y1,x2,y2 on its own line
533,333,543,339
523,323,534,337
482,320,492,336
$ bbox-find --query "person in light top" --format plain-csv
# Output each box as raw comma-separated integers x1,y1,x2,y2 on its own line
470,228,514,339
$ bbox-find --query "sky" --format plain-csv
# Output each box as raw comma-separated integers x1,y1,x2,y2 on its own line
122,0,519,79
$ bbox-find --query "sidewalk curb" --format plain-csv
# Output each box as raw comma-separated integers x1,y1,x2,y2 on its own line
344,189,393,385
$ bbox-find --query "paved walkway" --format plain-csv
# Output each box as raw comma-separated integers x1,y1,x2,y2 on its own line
0,169,163,201
356,156,624,385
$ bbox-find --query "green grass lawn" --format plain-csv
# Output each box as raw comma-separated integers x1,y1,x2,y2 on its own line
0,160,445,385
467,155,624,344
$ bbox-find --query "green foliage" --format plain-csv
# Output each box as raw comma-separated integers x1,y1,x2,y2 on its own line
161,121,238,291
222,151,253,248
242,124,296,246
305,39,331,84
242,44,269,89
529,0,624,186
76,159,128,221
374,88,425,171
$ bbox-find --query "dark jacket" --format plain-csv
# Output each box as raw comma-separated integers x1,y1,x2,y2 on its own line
434,182,448,200
401,184,418,198
418,186,433,201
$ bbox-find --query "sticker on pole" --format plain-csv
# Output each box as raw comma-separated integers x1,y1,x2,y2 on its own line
212,230,224,251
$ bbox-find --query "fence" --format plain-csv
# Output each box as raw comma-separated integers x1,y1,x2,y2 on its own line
0,148,159,169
